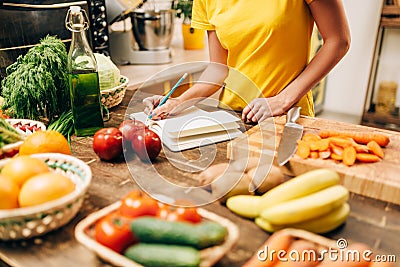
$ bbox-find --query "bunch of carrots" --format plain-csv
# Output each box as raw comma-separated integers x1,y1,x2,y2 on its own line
295,130,390,166
244,230,394,267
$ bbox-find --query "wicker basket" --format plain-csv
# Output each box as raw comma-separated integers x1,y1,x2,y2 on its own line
0,119,47,160
101,75,129,109
0,153,92,241
75,202,239,267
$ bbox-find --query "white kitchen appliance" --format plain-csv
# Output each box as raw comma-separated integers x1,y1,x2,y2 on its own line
105,0,174,65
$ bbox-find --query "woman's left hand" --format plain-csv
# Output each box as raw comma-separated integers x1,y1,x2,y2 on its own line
242,96,285,123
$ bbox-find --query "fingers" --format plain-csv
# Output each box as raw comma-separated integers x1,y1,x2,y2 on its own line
143,95,162,115
242,99,272,123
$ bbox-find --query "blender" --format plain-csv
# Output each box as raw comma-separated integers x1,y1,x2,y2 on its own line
105,0,175,65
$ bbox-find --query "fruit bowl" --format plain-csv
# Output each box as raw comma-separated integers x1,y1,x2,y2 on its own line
100,75,129,109
0,153,92,240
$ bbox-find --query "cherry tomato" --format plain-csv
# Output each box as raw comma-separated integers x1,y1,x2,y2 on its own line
94,211,137,253
119,190,160,218
131,128,162,162
157,203,202,223
93,127,123,161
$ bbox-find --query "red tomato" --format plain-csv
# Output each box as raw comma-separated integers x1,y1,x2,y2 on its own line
93,127,123,161
131,128,162,162
157,204,202,223
119,190,160,218
119,119,146,142
94,211,137,253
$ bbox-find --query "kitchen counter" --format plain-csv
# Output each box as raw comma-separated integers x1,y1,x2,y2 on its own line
0,88,399,267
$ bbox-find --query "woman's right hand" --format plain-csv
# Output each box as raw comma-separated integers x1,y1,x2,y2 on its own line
143,95,184,120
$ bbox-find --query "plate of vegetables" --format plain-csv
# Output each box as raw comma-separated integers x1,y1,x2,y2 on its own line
75,190,239,267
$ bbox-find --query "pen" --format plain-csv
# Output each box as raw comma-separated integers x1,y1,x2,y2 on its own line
148,72,188,119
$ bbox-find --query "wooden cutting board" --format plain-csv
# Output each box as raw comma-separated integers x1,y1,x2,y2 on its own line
227,115,400,205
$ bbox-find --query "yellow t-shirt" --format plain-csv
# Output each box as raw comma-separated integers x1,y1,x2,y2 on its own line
191,0,315,116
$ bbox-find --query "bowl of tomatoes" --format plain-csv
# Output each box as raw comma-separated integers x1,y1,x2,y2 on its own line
0,153,92,240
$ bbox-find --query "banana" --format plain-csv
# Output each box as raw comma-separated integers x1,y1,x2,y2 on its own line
260,185,349,225
255,203,350,234
226,195,261,219
258,168,340,213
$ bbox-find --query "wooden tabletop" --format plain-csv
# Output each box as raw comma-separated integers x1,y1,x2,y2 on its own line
0,88,399,267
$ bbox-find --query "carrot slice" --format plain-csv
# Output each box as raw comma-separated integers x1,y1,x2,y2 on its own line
342,146,357,166
356,153,381,163
366,140,384,158
296,140,311,159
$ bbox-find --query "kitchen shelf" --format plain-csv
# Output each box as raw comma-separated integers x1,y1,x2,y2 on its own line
361,2,400,131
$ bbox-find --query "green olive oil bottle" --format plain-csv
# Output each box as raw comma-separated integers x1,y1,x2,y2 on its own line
65,6,103,136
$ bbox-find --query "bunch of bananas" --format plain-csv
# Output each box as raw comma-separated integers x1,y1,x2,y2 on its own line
226,168,350,234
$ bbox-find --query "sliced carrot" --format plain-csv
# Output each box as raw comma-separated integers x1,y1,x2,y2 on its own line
366,140,384,158
310,151,319,159
330,153,343,161
319,130,390,147
356,153,381,163
328,137,354,148
342,146,357,166
302,133,322,142
296,140,311,159
353,144,370,153
243,231,293,267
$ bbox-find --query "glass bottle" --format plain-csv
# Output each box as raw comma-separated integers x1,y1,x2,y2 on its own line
65,6,104,136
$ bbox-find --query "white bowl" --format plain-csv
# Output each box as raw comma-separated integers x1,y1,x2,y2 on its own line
0,153,92,240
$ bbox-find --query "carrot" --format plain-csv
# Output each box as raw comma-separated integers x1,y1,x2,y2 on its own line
310,151,319,159
330,153,343,161
328,137,354,148
366,140,384,158
243,231,293,267
316,242,371,267
297,140,311,159
353,144,370,154
273,239,319,267
319,130,390,147
302,133,321,142
356,153,381,163
342,146,357,166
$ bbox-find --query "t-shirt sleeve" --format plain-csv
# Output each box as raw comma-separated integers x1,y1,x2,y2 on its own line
191,0,215,30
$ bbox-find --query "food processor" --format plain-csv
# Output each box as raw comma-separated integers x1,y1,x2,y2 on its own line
105,0,174,65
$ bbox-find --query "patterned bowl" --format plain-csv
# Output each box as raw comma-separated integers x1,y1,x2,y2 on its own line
1,119,47,159
0,153,92,240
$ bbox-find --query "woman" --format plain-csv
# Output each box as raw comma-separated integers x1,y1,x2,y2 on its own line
144,0,350,123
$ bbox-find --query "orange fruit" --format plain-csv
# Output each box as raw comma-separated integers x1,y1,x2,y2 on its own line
18,172,75,207
0,175,20,209
1,156,50,187
19,130,72,155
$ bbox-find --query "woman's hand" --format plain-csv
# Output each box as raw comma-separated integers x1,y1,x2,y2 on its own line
142,95,184,120
242,96,285,123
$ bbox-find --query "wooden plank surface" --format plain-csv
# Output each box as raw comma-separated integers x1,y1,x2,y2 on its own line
227,115,400,205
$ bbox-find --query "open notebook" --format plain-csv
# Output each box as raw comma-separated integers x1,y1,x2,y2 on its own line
130,107,242,152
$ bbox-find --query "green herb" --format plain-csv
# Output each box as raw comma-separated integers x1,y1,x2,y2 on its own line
47,110,74,140
0,118,24,148
0,35,70,123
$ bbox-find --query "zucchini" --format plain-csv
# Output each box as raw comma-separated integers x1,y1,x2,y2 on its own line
130,217,227,249
124,243,200,267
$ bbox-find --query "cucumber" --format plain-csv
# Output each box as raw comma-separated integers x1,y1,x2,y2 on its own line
124,243,200,267
130,217,227,249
